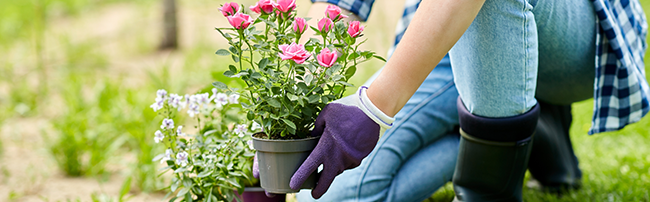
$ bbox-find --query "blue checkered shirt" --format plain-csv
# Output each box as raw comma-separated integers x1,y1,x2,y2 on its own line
313,0,649,134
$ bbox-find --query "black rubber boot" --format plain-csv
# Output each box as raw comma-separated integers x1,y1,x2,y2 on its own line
528,101,582,192
453,97,540,202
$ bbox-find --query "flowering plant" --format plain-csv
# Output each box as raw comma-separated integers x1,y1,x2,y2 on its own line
150,89,259,201
214,1,384,139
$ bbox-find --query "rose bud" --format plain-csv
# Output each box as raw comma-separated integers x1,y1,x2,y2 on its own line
318,18,334,33
219,2,240,16
317,48,338,68
227,13,254,30
347,21,364,38
325,5,348,22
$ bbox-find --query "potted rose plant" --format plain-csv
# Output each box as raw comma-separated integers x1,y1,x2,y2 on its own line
150,88,284,202
212,0,385,194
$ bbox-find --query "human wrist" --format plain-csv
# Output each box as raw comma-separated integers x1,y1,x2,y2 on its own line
358,86,394,129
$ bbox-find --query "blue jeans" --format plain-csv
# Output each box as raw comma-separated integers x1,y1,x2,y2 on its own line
297,0,596,200
298,57,461,202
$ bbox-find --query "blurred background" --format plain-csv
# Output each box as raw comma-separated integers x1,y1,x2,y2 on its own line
0,0,648,201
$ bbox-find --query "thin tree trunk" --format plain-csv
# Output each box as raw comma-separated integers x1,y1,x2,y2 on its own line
160,0,178,50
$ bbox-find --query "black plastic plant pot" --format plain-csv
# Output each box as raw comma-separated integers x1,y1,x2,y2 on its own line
252,133,320,194
235,187,287,202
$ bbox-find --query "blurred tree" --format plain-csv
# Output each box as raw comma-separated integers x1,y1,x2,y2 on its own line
160,0,178,50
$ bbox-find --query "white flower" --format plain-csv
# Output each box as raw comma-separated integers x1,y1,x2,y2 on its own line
180,94,191,109
168,94,183,110
176,151,189,166
197,93,212,105
187,104,200,117
228,93,240,104
161,118,174,130
211,88,218,98
150,97,164,112
247,140,254,150
214,93,229,107
234,124,248,137
154,130,164,143
161,149,174,164
156,89,168,99
251,121,262,131
176,125,185,137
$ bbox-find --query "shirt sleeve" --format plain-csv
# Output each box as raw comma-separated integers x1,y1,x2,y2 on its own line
311,0,376,21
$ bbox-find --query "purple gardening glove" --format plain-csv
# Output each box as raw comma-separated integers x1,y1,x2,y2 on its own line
253,153,276,198
290,86,394,199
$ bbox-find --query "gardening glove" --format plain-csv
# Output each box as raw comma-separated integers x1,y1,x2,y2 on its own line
252,153,277,198
290,86,394,199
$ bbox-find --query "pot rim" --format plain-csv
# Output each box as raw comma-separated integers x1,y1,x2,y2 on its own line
251,133,320,142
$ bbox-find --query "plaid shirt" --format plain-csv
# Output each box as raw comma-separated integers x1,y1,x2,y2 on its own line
312,0,649,134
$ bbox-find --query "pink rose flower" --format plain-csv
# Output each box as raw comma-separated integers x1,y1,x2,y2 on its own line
318,18,334,33
274,0,296,13
227,13,253,30
250,0,275,14
325,5,348,22
278,43,311,64
219,2,240,16
347,21,364,38
293,17,307,35
317,48,338,68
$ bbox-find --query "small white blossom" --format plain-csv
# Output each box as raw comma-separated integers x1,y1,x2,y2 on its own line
228,94,240,104
154,130,164,143
150,97,165,112
211,88,218,98
214,93,229,107
180,94,191,109
187,104,200,117
161,149,174,164
176,125,185,137
247,140,254,150
251,121,262,131
176,151,189,166
234,124,248,137
197,93,212,105
156,89,168,99
168,94,183,110
161,118,174,130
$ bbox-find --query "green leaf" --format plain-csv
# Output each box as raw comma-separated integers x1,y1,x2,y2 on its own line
251,72,262,79
215,49,231,56
281,119,297,130
171,179,180,192
321,96,329,103
345,66,357,79
225,177,242,188
267,98,281,108
224,70,235,77
231,55,240,63
177,187,190,197
308,94,320,103
258,58,270,69
212,81,228,89
304,74,313,85
229,65,238,73
373,55,387,62
287,94,299,101
197,170,213,178
229,46,239,55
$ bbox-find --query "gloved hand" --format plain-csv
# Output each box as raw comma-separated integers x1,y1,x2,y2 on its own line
290,86,394,199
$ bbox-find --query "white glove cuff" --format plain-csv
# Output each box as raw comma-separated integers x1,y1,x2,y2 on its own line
358,86,395,129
